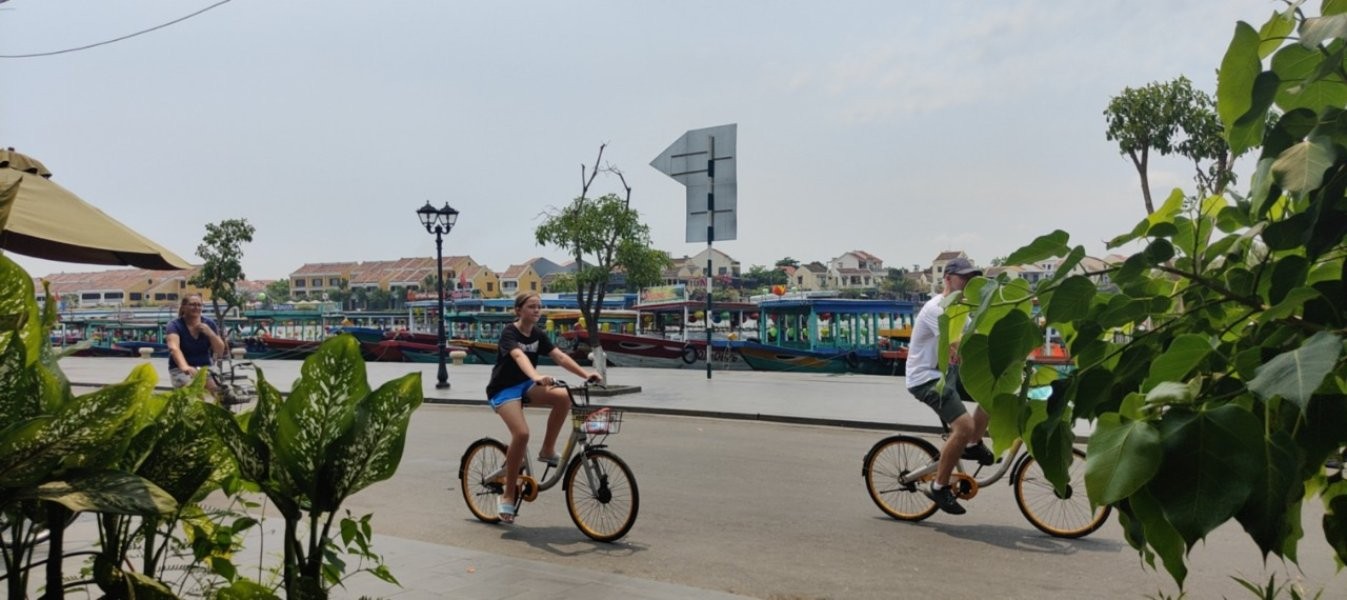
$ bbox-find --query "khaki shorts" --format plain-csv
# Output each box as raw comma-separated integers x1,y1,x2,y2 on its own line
908,366,970,425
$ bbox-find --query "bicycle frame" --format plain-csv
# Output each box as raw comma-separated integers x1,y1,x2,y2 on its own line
895,437,1029,490
492,382,609,495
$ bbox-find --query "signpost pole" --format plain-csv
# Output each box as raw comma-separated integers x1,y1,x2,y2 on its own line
705,136,715,379
650,123,738,381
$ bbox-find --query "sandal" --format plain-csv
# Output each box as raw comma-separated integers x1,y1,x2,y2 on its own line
497,502,516,524
537,453,561,467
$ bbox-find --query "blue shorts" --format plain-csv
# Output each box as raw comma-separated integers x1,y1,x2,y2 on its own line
488,380,534,410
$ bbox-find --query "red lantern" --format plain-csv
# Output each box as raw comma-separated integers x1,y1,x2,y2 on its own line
819,313,831,321
771,285,786,296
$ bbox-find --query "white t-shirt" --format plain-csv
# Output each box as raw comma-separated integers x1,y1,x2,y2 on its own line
905,293,946,389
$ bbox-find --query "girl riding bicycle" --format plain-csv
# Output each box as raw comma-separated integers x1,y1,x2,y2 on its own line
486,292,602,524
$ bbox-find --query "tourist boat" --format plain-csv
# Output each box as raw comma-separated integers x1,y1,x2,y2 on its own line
556,301,755,370
448,311,601,366
68,319,171,358
740,298,918,375
249,334,323,359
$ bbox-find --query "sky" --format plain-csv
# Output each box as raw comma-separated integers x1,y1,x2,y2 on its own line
1,0,1281,281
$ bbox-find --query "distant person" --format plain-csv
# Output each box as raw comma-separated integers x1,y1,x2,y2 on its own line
905,257,994,515
166,293,227,394
485,291,602,524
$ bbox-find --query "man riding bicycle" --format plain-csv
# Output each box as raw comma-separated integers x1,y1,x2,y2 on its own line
905,257,994,515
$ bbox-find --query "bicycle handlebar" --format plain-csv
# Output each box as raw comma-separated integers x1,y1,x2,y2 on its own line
551,379,604,406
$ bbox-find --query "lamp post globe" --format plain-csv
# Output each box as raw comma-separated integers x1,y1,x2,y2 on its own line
417,201,459,390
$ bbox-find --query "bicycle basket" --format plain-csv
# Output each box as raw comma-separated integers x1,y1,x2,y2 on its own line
572,406,623,435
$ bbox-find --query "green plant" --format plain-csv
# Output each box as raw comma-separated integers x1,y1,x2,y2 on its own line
206,334,420,598
0,260,178,598
954,4,1346,591
1232,573,1324,600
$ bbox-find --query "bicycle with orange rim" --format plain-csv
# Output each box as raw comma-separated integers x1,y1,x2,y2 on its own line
458,381,639,542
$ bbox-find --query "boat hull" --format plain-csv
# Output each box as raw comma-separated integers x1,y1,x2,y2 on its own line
561,330,749,370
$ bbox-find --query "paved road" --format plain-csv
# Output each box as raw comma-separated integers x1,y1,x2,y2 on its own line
343,406,1346,600
53,357,1347,598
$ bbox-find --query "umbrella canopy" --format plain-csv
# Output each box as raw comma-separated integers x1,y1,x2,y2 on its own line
0,148,192,270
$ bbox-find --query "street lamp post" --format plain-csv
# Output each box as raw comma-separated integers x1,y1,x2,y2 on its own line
417,201,459,390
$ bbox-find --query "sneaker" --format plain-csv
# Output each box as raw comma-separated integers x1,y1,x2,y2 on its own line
924,483,966,515
961,441,995,466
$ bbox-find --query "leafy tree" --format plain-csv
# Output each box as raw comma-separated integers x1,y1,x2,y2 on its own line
190,219,255,332
879,267,923,300
961,6,1343,590
547,272,578,293
775,257,800,268
535,145,671,370
366,287,392,311
327,279,352,311
741,264,788,291
265,279,290,307
421,272,440,295
1104,76,1235,213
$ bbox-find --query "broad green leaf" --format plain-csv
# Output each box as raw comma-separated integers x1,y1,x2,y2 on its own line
1097,295,1148,328
1044,276,1095,324
1028,366,1059,387
987,392,1022,457
1235,430,1301,558
987,310,1039,384
1258,9,1295,59
1107,218,1151,249
1149,189,1186,227
957,333,995,405
1324,494,1347,566
1271,137,1337,194
1297,393,1347,479
1257,287,1323,324
277,335,370,500
1299,13,1347,47
1028,419,1074,492
203,404,270,490
0,331,49,425
1248,331,1343,411
1143,335,1213,392
1249,158,1280,218
1070,367,1116,420
1265,254,1309,305
216,578,283,600
1152,406,1262,547
1133,485,1190,585
318,373,422,511
137,399,218,505
1220,21,1266,155
0,369,150,488
29,470,176,515
1086,415,1162,505
1143,238,1175,265
1002,230,1069,266
0,256,44,364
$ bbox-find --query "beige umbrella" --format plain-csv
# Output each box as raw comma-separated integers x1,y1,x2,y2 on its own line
0,148,192,270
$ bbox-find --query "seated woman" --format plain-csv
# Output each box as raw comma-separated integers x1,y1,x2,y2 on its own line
165,294,227,396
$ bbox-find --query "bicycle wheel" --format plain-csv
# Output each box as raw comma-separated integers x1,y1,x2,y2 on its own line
565,449,639,542
1014,447,1112,538
863,435,939,521
459,438,508,523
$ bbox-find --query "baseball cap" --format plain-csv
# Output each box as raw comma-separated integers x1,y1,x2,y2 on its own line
945,257,982,277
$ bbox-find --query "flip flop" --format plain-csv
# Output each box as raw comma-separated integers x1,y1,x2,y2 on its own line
497,502,516,524
537,453,561,467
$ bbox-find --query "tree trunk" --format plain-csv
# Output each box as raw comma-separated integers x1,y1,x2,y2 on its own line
1129,148,1154,214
